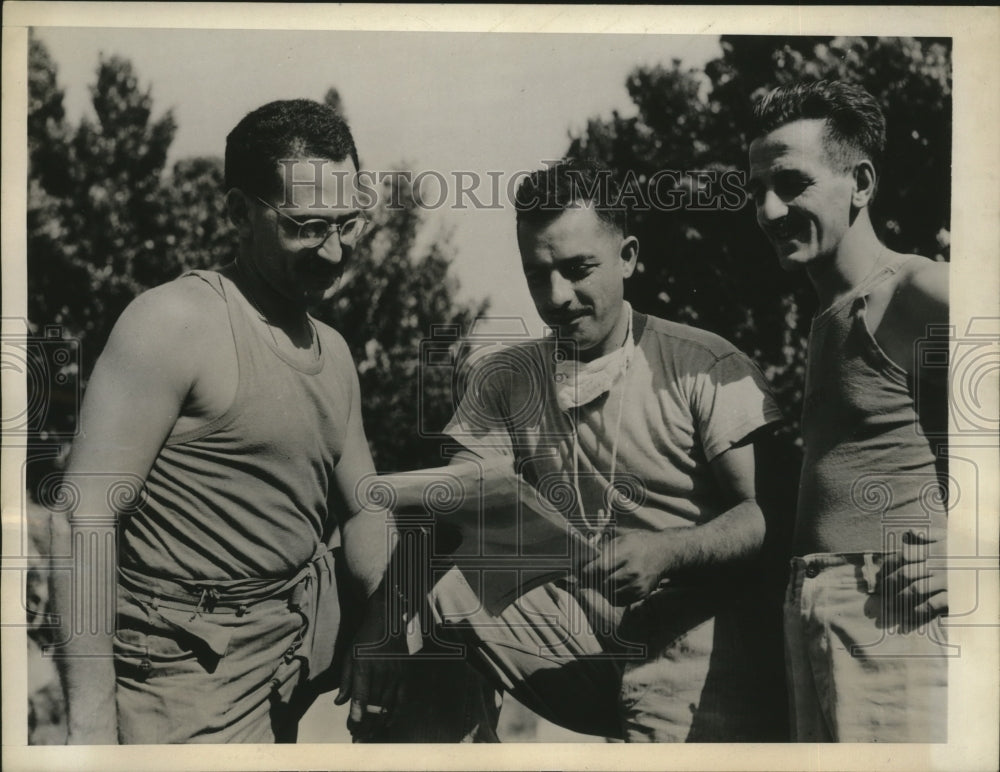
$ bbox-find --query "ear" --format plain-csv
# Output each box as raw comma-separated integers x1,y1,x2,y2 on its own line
225,189,253,234
619,235,639,279
851,160,877,208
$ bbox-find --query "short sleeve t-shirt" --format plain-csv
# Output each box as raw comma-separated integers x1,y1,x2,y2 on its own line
444,311,782,534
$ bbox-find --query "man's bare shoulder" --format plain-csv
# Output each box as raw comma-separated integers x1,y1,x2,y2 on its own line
117,274,227,341
870,256,949,374
895,255,949,315
105,274,230,381
82,274,234,432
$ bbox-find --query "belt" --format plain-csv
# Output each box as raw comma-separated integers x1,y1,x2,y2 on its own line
118,545,331,616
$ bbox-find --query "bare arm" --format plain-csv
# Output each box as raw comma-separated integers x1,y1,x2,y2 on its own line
49,288,201,743
337,443,521,737
585,442,766,604
666,442,766,570
876,258,949,378
877,259,950,621
330,366,392,600
327,344,407,735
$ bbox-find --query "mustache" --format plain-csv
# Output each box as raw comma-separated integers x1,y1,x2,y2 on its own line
545,309,590,323
297,258,344,282
763,215,801,240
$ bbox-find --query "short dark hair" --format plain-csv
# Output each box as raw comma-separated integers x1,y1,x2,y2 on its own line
751,80,886,176
514,158,628,235
224,99,359,200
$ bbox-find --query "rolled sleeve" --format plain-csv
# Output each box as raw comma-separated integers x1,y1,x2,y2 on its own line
694,353,783,462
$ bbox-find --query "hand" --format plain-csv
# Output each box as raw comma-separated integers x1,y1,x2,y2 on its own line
334,585,408,742
338,652,406,742
882,531,948,631
581,529,673,605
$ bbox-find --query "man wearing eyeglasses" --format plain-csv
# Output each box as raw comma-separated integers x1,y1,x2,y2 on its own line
49,100,408,743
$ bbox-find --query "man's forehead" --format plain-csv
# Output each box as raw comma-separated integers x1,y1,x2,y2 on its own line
519,210,615,268
519,204,612,241
275,157,358,210
750,120,830,172
752,119,828,153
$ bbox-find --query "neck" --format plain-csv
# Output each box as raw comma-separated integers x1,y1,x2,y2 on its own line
227,257,306,329
807,209,886,310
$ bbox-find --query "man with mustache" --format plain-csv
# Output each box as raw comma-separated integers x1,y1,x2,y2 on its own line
747,80,950,741
401,159,786,741
49,99,402,743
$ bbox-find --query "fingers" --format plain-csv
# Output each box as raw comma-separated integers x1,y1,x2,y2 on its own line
902,529,940,547
364,661,399,714
580,538,651,603
897,590,949,632
884,560,946,597
345,658,407,741
348,697,365,726
883,530,943,571
894,574,946,609
580,545,614,579
348,708,387,742
883,561,928,591
580,535,629,578
882,547,925,576
348,700,391,733
912,590,949,620
884,562,947,631
333,652,354,706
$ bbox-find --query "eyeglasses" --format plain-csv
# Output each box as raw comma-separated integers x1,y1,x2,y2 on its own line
255,196,369,248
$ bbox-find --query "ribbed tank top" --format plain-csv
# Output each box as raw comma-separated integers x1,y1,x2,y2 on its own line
120,271,354,580
794,255,947,555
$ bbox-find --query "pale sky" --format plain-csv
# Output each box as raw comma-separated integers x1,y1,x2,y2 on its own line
33,27,722,330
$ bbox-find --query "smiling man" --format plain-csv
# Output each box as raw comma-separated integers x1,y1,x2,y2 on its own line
416,159,787,741
748,80,950,742
49,100,399,743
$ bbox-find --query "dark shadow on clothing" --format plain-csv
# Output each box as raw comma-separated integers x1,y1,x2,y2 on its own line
271,545,354,743
909,333,950,498
687,585,789,742
440,618,624,741
515,657,625,740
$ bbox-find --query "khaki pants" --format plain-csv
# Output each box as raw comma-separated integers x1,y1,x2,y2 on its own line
783,553,950,742
115,549,340,743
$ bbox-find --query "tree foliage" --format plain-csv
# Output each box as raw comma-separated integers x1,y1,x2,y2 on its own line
29,39,178,366
567,36,952,463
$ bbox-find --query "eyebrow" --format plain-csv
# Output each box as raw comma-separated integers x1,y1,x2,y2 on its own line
524,255,595,273
281,208,361,225
746,163,811,187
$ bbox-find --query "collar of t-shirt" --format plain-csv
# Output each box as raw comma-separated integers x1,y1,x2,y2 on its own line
553,302,634,411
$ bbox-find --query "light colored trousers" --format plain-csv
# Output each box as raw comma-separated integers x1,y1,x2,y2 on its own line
115,549,341,743
783,553,949,742
115,548,498,743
